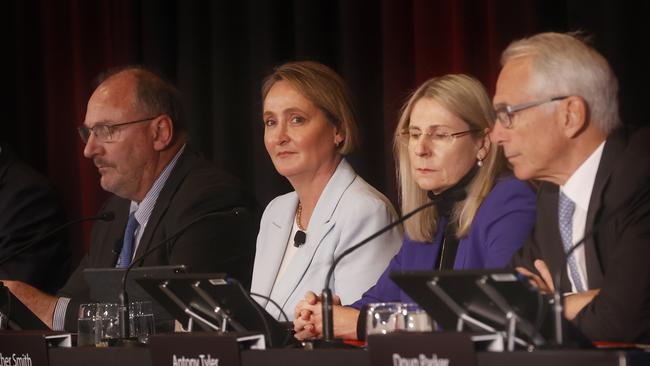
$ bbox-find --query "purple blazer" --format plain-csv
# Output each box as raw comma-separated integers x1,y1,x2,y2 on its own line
350,175,536,307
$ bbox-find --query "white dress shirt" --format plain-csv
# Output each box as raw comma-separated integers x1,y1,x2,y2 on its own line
559,141,605,292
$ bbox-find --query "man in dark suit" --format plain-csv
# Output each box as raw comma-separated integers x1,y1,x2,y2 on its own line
491,32,650,343
4,66,257,331
0,143,71,294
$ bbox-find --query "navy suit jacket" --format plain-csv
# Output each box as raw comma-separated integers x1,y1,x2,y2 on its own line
57,147,258,331
511,127,650,343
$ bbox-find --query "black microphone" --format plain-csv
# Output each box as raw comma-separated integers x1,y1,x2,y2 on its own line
0,212,115,267
117,206,246,340
321,193,441,342
293,230,306,248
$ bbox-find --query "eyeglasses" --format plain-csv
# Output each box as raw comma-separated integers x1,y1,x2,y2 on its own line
78,117,157,144
397,126,481,146
494,96,568,129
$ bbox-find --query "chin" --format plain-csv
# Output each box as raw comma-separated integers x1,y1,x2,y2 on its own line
415,179,443,192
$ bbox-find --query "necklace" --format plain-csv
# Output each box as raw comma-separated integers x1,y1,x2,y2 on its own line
296,202,306,231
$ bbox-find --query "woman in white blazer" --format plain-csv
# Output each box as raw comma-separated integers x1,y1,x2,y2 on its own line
251,61,402,320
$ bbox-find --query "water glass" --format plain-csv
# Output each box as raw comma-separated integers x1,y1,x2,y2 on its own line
77,303,100,347
366,302,433,336
129,301,155,344
96,303,120,346
77,303,120,347
396,303,434,332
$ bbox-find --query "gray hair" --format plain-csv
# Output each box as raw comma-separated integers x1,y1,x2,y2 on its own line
501,32,620,134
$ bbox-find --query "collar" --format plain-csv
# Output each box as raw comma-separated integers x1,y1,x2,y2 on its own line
129,144,186,225
561,141,605,211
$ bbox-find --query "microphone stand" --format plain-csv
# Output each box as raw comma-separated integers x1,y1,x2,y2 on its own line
115,207,245,344
0,212,115,267
320,199,438,344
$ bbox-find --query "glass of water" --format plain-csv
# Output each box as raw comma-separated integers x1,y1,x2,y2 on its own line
129,301,155,344
366,302,434,336
77,303,99,347
396,303,434,332
96,303,120,346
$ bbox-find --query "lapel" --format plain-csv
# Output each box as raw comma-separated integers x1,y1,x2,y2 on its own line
255,192,298,301
130,148,196,265
583,130,627,288
538,184,574,291
269,159,356,309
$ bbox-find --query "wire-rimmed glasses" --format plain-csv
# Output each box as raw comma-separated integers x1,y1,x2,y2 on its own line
78,116,158,144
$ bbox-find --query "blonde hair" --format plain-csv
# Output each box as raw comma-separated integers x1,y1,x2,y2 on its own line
261,61,359,154
502,32,620,134
394,74,508,242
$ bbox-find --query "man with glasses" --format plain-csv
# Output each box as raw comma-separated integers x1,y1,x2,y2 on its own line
491,32,650,343
4,66,257,331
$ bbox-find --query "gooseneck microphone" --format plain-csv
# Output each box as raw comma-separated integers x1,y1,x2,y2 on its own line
0,212,115,267
117,206,246,340
321,194,440,342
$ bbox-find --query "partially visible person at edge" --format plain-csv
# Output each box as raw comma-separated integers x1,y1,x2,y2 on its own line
250,61,402,321
3,66,258,331
0,142,71,294
293,74,537,340
492,32,650,343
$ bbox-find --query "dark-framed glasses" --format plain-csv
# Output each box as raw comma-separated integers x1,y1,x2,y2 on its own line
78,116,158,144
397,126,481,146
494,96,568,129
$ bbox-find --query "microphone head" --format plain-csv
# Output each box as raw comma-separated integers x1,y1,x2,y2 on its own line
427,191,437,201
293,230,307,248
99,212,115,221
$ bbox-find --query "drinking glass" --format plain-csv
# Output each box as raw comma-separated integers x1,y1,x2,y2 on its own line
77,303,99,347
129,301,155,344
395,303,434,332
96,303,120,347
366,302,434,336
366,302,401,336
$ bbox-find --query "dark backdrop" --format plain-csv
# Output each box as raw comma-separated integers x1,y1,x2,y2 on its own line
3,0,649,265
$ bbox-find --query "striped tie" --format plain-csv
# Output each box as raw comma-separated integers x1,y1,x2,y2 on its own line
558,192,585,292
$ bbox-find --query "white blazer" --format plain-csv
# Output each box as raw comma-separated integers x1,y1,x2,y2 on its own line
251,159,402,320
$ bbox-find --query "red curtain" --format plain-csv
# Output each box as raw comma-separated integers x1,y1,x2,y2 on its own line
5,0,646,265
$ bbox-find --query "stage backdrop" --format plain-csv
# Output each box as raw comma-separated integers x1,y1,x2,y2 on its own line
4,0,649,264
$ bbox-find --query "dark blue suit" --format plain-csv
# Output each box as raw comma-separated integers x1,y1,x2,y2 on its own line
351,176,536,307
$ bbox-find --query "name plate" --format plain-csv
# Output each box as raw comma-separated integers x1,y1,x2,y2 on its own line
367,332,476,366
150,332,264,366
0,331,71,366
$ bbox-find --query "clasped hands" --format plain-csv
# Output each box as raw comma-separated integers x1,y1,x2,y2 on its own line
292,291,358,340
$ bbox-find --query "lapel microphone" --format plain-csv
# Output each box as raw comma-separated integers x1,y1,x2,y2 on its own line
293,231,306,248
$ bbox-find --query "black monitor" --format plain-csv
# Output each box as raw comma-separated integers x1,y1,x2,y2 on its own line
390,269,548,348
82,265,186,332
136,274,294,348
